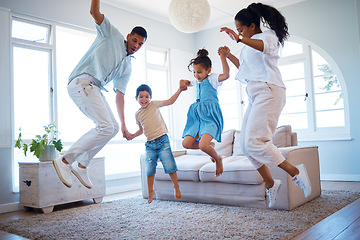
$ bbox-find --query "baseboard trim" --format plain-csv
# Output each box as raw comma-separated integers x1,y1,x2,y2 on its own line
106,183,141,195
0,202,24,214
321,174,360,182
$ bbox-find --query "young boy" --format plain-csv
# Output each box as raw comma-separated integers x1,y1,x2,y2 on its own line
128,81,188,203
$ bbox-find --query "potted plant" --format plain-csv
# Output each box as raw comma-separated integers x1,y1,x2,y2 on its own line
15,123,63,162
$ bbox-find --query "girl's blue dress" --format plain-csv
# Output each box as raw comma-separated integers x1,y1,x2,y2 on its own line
182,75,224,142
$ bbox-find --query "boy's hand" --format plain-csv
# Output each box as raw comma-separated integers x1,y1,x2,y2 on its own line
126,133,135,141
180,79,191,91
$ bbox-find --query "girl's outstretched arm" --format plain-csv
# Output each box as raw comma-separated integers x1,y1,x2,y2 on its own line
218,47,230,82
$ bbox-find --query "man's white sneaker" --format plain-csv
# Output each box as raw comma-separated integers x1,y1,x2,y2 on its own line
53,157,72,188
266,179,281,208
292,164,312,198
71,162,93,189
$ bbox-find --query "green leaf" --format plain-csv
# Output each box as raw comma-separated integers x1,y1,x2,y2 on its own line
23,144,28,156
15,138,22,149
53,140,63,152
30,140,44,159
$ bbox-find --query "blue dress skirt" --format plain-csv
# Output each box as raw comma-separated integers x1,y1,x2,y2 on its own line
182,77,224,142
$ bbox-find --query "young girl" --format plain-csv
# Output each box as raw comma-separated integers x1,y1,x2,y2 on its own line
182,48,230,177
220,3,311,208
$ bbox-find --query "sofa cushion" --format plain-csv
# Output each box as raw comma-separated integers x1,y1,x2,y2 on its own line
273,125,292,147
186,129,234,157
155,155,211,182
199,156,264,184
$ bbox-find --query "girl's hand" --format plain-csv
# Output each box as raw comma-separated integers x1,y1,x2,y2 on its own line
222,46,230,56
220,27,239,42
218,46,230,57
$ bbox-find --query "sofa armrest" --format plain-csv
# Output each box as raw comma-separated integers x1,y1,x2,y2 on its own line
173,150,187,158
290,132,298,146
270,146,321,210
140,154,148,199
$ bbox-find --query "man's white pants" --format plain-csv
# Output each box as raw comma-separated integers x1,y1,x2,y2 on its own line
63,77,119,167
240,81,286,169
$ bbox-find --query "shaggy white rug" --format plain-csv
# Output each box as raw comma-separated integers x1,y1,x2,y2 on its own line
0,190,359,240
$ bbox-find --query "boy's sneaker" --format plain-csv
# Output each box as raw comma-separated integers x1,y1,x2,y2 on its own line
292,164,312,198
53,157,72,188
71,162,93,189
266,179,281,208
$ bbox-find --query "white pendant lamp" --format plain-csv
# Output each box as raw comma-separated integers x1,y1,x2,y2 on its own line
168,0,211,33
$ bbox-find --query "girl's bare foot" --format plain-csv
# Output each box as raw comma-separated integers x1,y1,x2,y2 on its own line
210,142,216,163
148,190,155,204
215,156,223,177
174,187,182,200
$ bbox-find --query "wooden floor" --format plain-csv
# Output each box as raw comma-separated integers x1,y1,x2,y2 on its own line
1,181,359,240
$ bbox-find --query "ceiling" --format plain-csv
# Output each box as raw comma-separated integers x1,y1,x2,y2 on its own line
102,0,307,31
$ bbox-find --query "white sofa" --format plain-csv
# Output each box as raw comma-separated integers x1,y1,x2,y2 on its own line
140,125,321,210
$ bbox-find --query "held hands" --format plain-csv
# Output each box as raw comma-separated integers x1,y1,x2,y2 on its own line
220,27,241,42
126,133,136,141
121,124,131,140
180,79,191,91
218,46,230,58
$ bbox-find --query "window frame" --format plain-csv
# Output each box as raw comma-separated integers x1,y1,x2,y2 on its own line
278,36,350,141
11,14,57,192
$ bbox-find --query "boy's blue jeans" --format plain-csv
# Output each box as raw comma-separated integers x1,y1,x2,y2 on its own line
145,134,178,176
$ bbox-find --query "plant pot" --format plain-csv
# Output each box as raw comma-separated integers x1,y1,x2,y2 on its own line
39,145,58,162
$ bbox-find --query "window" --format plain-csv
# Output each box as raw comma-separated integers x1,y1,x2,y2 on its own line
278,39,349,141
12,17,55,190
218,65,243,131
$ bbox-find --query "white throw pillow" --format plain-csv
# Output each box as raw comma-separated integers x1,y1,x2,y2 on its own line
213,129,234,157
272,125,292,147
232,130,243,156
186,130,235,157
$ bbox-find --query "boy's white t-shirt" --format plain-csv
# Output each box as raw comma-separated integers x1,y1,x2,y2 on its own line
235,30,286,89
135,101,168,141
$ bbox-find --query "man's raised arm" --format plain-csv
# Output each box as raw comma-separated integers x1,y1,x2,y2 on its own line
90,0,104,25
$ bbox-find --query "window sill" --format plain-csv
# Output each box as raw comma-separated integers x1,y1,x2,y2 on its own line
298,133,352,142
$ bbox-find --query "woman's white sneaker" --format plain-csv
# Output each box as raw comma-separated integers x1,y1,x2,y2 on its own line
292,164,312,198
266,179,281,208
53,157,72,188
71,162,93,189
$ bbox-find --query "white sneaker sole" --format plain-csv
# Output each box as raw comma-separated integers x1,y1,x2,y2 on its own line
71,168,92,189
298,164,312,198
53,160,72,188
267,180,281,208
